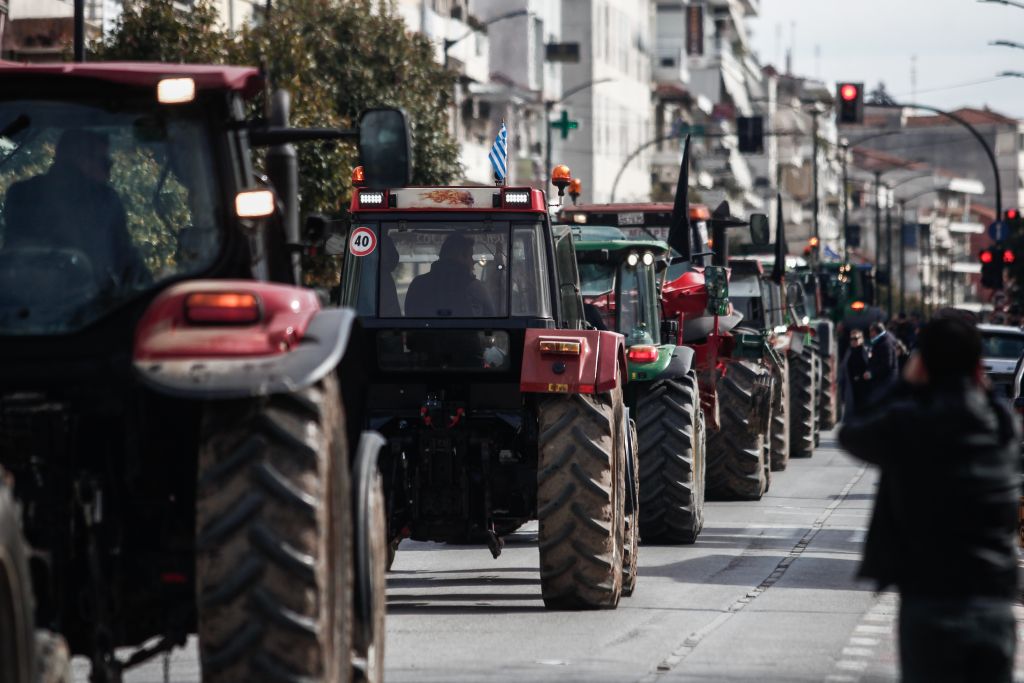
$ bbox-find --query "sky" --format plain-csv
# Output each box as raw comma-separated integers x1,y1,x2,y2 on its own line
750,0,1024,118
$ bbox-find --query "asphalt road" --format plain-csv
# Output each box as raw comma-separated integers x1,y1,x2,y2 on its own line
74,430,1024,682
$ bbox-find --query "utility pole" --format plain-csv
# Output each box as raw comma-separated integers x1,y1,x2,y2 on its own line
811,109,820,240
898,200,906,314
874,170,882,308
886,191,893,316
841,141,849,260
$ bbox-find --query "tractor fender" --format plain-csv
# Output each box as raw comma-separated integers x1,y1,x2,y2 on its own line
133,280,355,399
651,344,695,382
521,328,625,395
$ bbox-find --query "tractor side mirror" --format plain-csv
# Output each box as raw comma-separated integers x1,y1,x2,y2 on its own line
359,108,413,189
749,213,770,246
704,265,730,315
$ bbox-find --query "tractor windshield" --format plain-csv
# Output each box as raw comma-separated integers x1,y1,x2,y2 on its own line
344,220,552,319
0,96,222,335
580,260,659,344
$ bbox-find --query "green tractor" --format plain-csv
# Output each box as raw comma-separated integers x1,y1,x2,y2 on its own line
574,229,706,544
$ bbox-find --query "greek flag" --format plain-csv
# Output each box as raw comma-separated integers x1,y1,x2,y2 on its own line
824,245,841,261
489,122,508,182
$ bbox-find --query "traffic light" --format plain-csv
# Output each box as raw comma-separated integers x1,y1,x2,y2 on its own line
836,82,864,124
737,116,764,154
980,247,1005,289
1006,208,1024,234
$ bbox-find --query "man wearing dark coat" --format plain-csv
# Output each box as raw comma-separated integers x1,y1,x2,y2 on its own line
405,233,494,317
840,328,871,416
839,313,1020,683
865,321,900,398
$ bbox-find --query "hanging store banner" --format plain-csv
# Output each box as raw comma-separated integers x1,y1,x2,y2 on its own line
686,5,704,56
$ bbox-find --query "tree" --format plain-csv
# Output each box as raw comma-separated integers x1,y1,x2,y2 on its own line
97,0,462,217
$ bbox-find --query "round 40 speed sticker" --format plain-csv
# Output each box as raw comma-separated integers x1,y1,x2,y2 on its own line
349,227,377,257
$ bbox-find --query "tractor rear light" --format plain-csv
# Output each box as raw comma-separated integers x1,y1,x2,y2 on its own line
185,292,261,324
850,300,866,311
359,191,386,207
157,77,196,104
503,190,531,206
235,190,275,218
539,340,581,355
628,345,659,363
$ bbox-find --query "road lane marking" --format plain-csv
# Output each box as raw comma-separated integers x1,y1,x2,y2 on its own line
641,464,869,680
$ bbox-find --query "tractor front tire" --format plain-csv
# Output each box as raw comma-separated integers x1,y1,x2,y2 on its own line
0,469,34,683
537,389,625,609
622,418,639,597
789,345,817,458
770,357,790,471
706,360,771,501
820,356,839,431
196,376,353,683
636,372,705,543
352,435,387,683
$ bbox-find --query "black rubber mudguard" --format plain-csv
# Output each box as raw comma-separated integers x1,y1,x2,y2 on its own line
134,309,356,400
652,344,695,382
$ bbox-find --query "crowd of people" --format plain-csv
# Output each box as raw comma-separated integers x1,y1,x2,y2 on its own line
839,315,918,416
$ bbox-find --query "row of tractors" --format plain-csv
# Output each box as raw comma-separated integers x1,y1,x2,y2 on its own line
0,62,854,683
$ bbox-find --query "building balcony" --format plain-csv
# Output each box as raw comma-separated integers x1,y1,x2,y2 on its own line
653,43,689,87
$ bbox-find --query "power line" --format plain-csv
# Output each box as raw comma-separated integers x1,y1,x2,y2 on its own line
893,76,1010,98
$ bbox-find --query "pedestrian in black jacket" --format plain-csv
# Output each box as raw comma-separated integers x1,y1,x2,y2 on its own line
865,321,900,398
840,329,871,416
839,314,1020,683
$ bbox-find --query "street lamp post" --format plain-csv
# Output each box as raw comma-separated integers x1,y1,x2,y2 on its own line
443,9,530,69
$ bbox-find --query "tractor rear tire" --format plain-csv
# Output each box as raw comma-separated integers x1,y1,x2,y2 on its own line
770,357,790,471
789,345,817,458
622,418,639,598
636,372,705,543
0,469,34,683
812,352,823,447
706,360,771,501
820,355,839,431
537,388,625,609
196,376,353,683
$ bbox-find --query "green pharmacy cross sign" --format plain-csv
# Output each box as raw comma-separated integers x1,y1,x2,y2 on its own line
551,110,579,140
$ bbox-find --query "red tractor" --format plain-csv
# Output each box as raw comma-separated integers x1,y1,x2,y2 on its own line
564,139,773,501
336,168,635,607
0,61,409,683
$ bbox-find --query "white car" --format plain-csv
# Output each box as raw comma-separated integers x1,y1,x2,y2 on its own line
979,324,1024,398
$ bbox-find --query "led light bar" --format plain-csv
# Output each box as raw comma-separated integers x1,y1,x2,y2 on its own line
359,191,386,206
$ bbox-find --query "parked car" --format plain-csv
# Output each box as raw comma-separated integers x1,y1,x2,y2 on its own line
978,324,1024,398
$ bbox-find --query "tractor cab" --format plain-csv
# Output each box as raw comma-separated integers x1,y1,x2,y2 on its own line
572,227,670,368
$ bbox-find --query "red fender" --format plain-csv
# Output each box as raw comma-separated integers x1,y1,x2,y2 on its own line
520,329,625,395
133,280,355,399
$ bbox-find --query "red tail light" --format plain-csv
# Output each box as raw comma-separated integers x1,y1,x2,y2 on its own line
628,345,659,363
185,292,261,324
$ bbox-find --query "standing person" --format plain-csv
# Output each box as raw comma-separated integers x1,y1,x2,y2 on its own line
866,321,900,397
840,329,871,417
839,314,1020,683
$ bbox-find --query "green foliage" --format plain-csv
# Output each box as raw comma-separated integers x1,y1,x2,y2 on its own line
96,0,462,217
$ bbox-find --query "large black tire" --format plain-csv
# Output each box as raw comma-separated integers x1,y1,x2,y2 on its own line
812,352,823,447
706,360,771,501
789,344,817,458
196,376,353,683
352,434,387,683
636,372,705,543
621,417,639,598
537,388,625,609
820,355,839,431
0,470,34,683
770,357,790,471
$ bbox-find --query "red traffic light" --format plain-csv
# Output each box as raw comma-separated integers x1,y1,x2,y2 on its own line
980,250,995,264
840,84,859,101
1004,249,1015,264
1009,209,1019,220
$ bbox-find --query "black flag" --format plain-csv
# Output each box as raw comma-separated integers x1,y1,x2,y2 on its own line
667,135,692,261
770,193,786,284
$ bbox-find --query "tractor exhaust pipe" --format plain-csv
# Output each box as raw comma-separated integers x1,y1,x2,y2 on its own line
266,90,301,284
73,0,85,62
